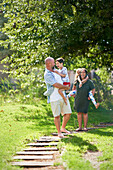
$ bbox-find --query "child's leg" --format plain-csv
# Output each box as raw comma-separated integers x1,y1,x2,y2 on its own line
58,89,67,105
89,91,99,109
67,90,76,98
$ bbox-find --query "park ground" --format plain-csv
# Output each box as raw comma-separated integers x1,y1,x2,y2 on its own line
0,97,113,170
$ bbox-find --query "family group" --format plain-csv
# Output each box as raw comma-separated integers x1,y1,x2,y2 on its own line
44,57,99,138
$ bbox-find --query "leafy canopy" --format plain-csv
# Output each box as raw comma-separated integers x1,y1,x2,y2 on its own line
1,0,113,77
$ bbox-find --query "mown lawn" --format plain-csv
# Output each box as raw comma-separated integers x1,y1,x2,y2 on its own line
0,97,113,170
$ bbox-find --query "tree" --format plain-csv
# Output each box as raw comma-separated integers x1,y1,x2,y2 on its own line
1,0,49,77
1,0,113,79
46,0,113,70
0,0,10,60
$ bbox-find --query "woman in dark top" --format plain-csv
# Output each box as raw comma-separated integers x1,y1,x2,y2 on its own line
74,68,95,131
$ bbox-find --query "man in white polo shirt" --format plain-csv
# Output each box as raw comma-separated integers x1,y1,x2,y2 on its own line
44,57,72,138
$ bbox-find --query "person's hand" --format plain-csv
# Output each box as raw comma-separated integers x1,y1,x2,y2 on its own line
88,97,90,100
65,85,70,91
54,70,59,74
79,82,82,88
63,97,67,105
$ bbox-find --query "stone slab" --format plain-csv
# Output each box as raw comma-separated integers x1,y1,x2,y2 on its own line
40,136,60,139
36,139,59,142
27,143,58,146
16,151,54,155
40,136,60,141
52,133,69,136
13,155,53,160
12,161,54,167
24,147,58,151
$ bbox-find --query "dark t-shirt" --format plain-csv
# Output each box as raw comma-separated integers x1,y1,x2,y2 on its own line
74,79,95,113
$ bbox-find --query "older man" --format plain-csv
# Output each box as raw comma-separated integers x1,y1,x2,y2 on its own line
44,57,72,138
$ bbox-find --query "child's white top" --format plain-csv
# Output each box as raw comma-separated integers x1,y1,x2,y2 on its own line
59,67,69,82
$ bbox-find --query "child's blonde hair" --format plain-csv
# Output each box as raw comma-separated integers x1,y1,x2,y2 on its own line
75,68,81,80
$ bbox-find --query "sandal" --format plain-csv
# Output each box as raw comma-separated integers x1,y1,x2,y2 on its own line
76,128,82,132
61,128,71,134
83,128,88,131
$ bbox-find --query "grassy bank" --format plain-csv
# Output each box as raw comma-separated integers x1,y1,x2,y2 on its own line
0,97,113,169
62,126,113,170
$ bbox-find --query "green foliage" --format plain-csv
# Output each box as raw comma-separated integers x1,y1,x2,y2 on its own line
1,0,113,79
0,77,11,92
0,0,113,106
93,67,112,101
100,161,113,170
47,0,113,70
96,67,111,89
0,66,46,105
17,67,46,100
1,0,49,76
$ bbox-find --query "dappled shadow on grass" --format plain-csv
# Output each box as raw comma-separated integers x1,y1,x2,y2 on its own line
14,110,53,122
13,108,56,135
18,114,55,127
62,135,98,152
88,126,113,137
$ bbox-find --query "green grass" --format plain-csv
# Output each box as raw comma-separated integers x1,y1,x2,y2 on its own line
0,96,113,170
61,97,113,170
61,126,113,170
0,100,56,169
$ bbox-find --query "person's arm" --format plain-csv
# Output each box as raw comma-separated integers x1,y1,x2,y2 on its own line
54,70,66,78
77,76,82,88
44,71,69,91
91,88,95,96
88,88,95,100
82,75,89,84
72,84,76,90
53,82,70,90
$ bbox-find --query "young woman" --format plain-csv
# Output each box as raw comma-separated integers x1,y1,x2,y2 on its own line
74,68,97,131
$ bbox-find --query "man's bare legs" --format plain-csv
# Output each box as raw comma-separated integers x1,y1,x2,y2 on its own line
54,114,71,137
54,115,60,133
76,112,82,131
54,115,63,138
61,113,71,134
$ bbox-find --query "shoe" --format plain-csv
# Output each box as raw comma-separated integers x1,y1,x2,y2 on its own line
61,130,71,134
61,128,71,134
76,128,82,132
83,128,88,131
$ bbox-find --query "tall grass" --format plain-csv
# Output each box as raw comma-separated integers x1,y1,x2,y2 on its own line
0,86,113,169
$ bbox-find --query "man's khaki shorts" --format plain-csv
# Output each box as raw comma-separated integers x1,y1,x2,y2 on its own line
50,98,72,117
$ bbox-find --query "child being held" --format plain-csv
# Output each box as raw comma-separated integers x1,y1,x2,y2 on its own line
44,58,70,105
54,58,70,105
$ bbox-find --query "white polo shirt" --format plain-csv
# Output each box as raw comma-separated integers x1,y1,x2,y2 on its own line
50,72,65,102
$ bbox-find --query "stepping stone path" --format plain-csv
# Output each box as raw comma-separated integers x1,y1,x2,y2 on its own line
12,136,64,169
12,123,113,169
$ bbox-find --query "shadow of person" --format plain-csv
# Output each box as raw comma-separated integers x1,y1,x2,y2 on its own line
62,135,98,152
88,126,113,137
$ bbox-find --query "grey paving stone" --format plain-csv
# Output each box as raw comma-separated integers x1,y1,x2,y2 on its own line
16,151,54,155
27,143,58,146
24,147,58,151
13,155,53,160
12,161,54,166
